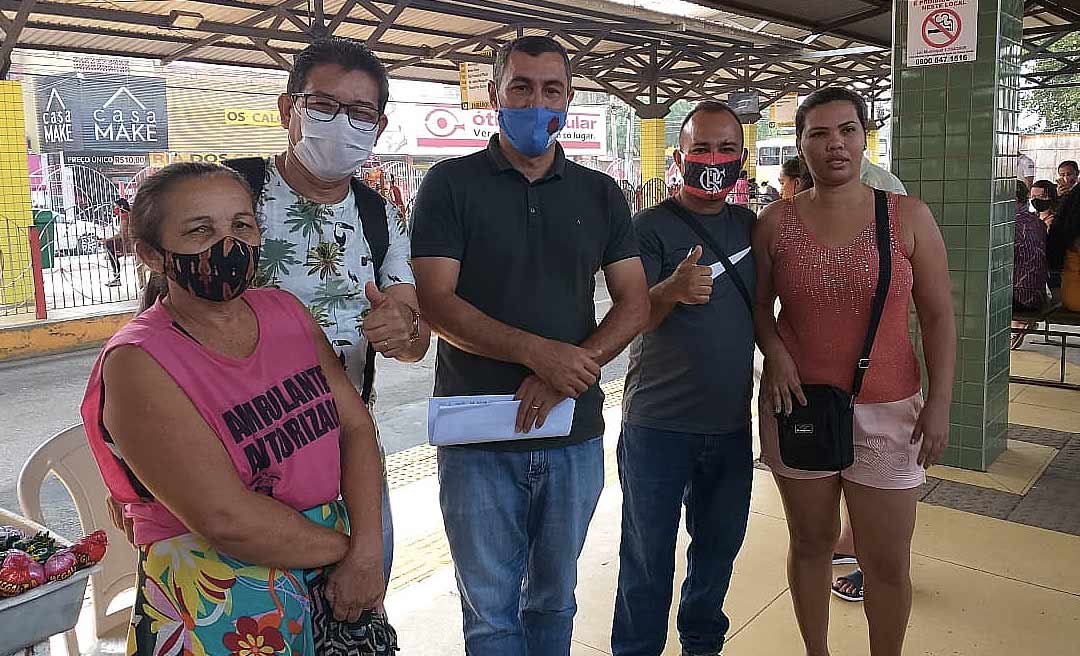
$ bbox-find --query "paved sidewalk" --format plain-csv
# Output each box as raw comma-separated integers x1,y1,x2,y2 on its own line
55,350,1080,655
382,405,1080,655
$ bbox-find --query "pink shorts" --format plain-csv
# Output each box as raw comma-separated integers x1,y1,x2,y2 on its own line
759,392,927,490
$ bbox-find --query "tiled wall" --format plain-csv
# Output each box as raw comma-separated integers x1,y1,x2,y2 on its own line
0,80,34,308
892,0,1023,470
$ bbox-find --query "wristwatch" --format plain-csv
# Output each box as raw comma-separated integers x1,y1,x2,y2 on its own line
408,306,421,343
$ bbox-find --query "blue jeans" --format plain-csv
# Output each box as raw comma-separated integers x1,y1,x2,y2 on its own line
612,424,753,656
381,476,393,583
438,437,605,656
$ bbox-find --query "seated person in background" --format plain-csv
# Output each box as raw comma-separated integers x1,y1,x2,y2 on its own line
1013,181,1048,312
1031,180,1058,232
1048,184,1080,311
759,181,780,205
82,162,388,651
1032,180,1061,292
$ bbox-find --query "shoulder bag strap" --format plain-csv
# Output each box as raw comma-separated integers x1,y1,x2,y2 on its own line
660,198,753,313
850,189,893,401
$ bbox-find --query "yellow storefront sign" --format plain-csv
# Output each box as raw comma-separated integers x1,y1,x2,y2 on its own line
149,151,273,167
458,63,493,110
224,108,281,127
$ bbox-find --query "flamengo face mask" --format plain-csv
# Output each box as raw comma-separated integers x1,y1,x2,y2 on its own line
161,236,261,302
681,152,742,201
292,109,378,181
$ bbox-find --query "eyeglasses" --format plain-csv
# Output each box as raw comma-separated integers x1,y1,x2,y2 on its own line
291,93,381,131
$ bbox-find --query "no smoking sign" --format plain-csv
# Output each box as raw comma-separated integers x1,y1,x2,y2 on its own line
907,1,977,67
922,9,961,48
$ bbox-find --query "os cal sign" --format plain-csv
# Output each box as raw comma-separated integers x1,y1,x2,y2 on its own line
37,73,169,152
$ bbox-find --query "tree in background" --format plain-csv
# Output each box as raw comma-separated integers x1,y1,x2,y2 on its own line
1023,32,1080,132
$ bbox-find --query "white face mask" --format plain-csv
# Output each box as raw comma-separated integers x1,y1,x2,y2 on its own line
291,108,378,181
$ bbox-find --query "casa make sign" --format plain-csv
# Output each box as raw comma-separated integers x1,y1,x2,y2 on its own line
36,73,169,152
906,0,978,67
376,103,607,157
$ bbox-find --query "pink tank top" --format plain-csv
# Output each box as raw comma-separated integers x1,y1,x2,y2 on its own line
773,193,922,404
80,288,342,545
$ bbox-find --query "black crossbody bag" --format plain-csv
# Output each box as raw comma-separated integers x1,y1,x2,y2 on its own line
660,198,753,313
775,189,892,471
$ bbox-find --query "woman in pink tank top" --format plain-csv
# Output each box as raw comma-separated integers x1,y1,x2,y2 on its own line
80,163,391,653
752,88,956,656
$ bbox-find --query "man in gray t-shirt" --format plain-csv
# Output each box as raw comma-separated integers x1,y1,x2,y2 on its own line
612,101,756,656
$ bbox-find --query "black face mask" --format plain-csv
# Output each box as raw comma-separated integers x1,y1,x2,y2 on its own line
161,236,261,302
1032,198,1054,213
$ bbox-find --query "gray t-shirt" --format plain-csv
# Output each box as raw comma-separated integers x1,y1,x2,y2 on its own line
622,201,757,435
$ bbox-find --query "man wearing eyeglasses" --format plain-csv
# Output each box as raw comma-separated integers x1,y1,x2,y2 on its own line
228,38,430,613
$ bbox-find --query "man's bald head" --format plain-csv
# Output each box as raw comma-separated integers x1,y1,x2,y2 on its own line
678,100,744,160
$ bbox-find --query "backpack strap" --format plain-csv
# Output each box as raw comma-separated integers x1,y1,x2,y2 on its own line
227,156,393,404
223,157,269,201
349,178,391,405
350,178,390,276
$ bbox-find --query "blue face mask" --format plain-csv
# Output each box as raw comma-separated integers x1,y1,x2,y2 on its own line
497,106,568,157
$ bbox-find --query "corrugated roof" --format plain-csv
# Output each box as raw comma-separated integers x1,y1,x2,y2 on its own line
688,0,1080,47
2,0,878,101
16,0,1071,104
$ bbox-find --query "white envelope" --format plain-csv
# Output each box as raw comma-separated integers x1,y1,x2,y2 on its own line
427,395,576,446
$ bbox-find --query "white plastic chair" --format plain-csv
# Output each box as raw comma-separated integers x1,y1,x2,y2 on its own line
17,424,137,653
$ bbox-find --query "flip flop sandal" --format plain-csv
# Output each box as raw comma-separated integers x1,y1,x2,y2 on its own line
832,553,858,565
831,569,864,602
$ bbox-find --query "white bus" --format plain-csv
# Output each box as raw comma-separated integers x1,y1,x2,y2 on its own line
755,137,798,189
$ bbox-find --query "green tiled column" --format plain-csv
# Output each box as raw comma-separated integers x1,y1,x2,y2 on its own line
891,0,1023,470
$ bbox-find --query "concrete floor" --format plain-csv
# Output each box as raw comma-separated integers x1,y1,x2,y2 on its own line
10,303,1079,655
383,406,1080,655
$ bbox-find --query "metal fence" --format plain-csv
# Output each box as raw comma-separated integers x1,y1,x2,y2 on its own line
1,213,144,318
0,160,143,318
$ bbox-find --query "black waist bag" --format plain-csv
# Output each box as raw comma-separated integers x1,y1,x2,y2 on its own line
776,189,892,472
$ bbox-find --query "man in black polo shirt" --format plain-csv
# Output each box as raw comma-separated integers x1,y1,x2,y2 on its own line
613,102,756,656
411,35,648,656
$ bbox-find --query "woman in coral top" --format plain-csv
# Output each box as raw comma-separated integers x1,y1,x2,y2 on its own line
81,163,389,653
753,88,956,656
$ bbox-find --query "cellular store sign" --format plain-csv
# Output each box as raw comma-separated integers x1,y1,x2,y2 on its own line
36,73,169,153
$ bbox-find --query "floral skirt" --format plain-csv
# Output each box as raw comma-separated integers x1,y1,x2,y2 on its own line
127,501,348,656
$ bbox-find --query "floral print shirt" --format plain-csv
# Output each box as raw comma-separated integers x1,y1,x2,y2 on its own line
255,158,415,392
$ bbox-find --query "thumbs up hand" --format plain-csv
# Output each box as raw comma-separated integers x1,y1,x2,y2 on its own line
666,245,713,305
365,281,388,308
362,282,416,358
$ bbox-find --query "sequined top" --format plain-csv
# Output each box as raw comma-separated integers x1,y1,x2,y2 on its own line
774,193,922,403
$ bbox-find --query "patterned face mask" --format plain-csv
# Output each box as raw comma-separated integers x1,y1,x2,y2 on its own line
680,152,742,201
161,236,261,302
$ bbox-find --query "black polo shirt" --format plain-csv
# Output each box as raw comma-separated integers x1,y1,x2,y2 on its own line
411,135,639,450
